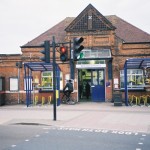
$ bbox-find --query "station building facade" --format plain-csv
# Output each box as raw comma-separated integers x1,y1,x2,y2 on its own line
0,4,150,105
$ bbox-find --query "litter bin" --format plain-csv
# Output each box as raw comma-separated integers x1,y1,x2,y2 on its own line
0,92,5,106
0,77,5,106
113,90,122,106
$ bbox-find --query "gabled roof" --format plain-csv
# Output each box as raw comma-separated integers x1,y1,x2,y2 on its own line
106,15,150,43
22,5,150,47
65,4,116,32
22,17,73,47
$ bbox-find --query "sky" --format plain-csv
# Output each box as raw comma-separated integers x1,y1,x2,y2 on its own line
0,0,150,54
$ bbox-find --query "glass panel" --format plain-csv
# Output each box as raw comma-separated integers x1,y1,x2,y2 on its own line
99,70,104,85
78,60,105,64
41,71,63,90
41,71,53,89
92,71,98,85
79,49,111,59
120,69,144,89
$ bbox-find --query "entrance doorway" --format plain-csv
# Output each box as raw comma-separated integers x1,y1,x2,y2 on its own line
78,69,105,102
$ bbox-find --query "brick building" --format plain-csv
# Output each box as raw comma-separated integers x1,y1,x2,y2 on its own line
0,4,150,105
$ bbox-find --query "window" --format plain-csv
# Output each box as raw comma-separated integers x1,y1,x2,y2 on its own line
79,49,111,59
41,71,53,90
120,69,144,90
41,71,63,90
10,77,18,91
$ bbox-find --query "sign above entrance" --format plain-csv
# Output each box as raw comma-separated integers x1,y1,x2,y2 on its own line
81,49,111,59
76,64,106,69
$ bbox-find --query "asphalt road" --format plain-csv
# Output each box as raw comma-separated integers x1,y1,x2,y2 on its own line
0,125,149,150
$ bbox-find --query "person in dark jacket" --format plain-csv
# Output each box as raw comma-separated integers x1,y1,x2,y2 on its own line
63,80,73,98
79,83,83,99
85,82,90,99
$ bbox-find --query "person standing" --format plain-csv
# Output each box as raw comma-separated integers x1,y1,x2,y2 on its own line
85,82,90,99
79,83,83,99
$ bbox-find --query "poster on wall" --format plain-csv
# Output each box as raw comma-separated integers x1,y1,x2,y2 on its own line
10,77,18,91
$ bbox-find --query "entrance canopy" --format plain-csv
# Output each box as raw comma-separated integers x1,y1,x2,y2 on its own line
124,58,150,106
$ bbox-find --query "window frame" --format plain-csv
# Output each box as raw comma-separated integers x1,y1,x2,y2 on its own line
10,77,18,91
40,71,63,91
120,69,145,90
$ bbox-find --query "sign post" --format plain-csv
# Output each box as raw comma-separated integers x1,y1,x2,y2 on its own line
52,36,57,121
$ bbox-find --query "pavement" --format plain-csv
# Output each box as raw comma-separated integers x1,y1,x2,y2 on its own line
0,102,150,134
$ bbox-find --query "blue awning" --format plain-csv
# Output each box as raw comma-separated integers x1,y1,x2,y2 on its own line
24,62,54,71
124,58,150,69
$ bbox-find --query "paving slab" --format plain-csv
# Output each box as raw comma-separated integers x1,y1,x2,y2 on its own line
0,102,150,133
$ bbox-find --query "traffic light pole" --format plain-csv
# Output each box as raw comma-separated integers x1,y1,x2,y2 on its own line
69,40,74,79
52,36,57,121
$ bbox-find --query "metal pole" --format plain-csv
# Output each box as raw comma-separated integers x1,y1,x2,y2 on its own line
124,62,128,106
18,67,20,104
52,36,57,121
70,40,74,79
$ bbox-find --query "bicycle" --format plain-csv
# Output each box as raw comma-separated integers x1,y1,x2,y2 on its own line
61,91,77,105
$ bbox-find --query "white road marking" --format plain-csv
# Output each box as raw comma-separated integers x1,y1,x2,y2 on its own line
138,142,143,145
11,145,16,147
43,127,50,130
48,127,139,136
142,134,146,137
25,139,29,142
45,131,49,133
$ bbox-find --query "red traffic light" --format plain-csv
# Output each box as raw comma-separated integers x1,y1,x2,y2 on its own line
60,46,68,62
60,46,66,53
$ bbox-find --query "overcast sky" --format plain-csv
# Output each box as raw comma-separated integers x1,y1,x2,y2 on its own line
0,0,150,54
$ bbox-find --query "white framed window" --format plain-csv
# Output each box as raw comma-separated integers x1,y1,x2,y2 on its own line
41,71,53,90
10,77,18,91
120,69,144,90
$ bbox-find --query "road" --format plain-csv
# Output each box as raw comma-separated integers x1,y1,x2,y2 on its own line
0,103,150,150
0,124,149,150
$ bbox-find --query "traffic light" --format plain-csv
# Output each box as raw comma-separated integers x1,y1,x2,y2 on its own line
73,37,84,61
60,46,68,62
40,41,50,63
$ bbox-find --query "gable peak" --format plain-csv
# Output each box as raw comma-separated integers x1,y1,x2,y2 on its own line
65,4,115,32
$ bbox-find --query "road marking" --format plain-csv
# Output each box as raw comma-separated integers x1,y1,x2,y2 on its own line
142,134,146,137
25,139,29,142
43,127,50,130
136,148,141,150
35,134,40,137
45,131,49,133
48,127,139,136
138,142,143,145
11,145,16,147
